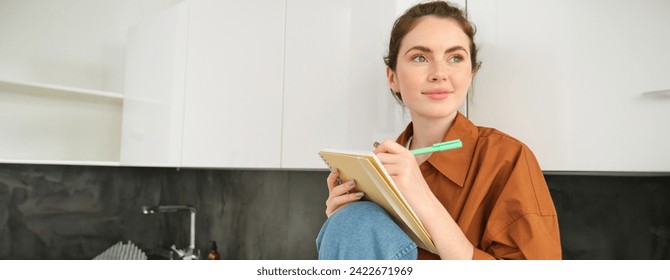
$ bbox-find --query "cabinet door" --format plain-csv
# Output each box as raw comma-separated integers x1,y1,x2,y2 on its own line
121,2,188,167
282,0,411,169
467,0,670,172
181,0,285,168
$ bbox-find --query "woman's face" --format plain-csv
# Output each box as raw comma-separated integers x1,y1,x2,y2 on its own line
388,16,473,122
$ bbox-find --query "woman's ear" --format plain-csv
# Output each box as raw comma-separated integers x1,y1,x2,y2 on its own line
472,61,482,74
386,67,399,93
386,67,403,103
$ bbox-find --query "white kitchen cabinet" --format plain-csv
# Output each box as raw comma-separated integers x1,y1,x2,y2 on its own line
122,0,285,168
0,0,184,165
467,0,670,172
281,0,418,169
180,0,285,168
120,2,189,167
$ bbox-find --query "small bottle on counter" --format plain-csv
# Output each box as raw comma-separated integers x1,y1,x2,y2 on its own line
207,241,220,260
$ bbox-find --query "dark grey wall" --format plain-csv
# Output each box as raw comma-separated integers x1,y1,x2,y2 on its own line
0,164,329,260
546,174,670,259
0,163,668,259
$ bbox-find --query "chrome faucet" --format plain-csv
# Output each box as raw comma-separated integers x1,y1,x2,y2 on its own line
142,205,198,260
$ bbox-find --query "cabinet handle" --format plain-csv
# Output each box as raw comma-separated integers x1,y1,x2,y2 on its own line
642,89,670,99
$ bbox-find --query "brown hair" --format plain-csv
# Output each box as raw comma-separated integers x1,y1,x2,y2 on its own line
384,1,481,73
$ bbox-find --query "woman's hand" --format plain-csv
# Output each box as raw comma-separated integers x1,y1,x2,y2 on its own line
373,140,423,189
373,140,431,203
325,169,364,217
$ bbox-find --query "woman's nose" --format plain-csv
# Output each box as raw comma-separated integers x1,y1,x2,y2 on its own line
429,63,448,82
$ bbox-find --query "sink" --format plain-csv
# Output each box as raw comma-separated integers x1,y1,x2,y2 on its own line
145,248,171,260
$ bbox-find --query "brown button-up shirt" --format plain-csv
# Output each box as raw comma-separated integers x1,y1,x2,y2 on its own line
397,113,561,260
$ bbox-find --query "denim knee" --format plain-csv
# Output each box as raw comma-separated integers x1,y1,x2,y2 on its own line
316,201,417,260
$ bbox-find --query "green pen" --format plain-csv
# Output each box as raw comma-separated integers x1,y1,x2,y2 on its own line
410,139,462,155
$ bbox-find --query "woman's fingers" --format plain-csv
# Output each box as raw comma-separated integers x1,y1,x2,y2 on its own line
326,169,339,190
326,191,365,217
331,192,365,205
327,168,358,196
373,139,406,155
331,179,357,196
325,173,365,217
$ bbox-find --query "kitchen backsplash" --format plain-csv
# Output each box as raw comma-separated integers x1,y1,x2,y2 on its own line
0,164,328,259
0,164,668,259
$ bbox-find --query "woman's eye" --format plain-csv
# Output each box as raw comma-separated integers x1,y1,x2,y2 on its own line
412,55,427,63
449,55,464,63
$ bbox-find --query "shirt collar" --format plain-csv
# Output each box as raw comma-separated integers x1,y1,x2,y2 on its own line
396,112,478,188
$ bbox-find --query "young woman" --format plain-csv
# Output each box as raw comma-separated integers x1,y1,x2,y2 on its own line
316,1,561,260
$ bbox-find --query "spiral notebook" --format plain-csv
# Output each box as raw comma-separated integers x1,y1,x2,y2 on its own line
318,148,437,254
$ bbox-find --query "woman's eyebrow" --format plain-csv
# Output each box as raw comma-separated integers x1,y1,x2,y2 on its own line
445,46,468,55
404,45,431,55
405,45,468,55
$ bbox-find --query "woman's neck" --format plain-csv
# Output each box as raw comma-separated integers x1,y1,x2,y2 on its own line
409,111,458,150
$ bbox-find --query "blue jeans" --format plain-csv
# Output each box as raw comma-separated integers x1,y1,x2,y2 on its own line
316,201,418,260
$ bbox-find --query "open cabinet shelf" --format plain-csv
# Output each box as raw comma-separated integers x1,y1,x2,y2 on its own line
0,78,123,100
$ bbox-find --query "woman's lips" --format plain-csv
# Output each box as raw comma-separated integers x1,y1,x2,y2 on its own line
423,89,453,100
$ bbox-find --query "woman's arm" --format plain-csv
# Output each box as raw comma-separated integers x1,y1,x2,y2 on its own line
374,140,474,260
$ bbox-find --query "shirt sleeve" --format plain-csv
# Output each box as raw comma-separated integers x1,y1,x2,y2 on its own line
475,146,562,260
